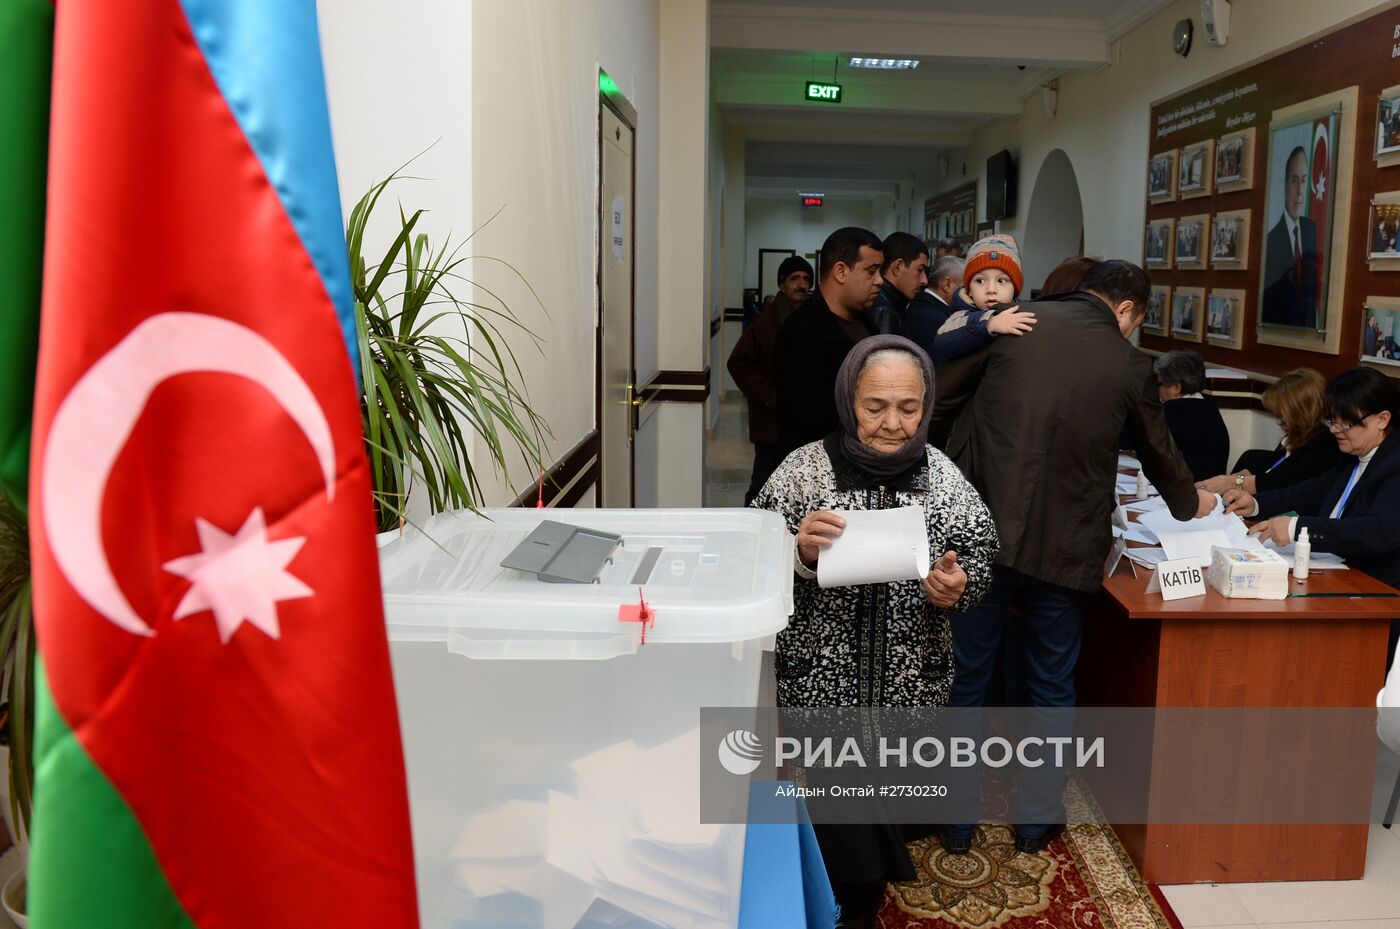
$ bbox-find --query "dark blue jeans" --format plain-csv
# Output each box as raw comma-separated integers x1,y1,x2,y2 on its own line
944,565,1083,841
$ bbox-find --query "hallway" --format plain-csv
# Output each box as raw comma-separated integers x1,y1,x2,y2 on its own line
705,394,752,508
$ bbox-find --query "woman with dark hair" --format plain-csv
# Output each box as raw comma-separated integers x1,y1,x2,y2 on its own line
1040,255,1098,297
1154,350,1230,480
1198,367,1344,495
1225,367,1400,665
752,335,999,928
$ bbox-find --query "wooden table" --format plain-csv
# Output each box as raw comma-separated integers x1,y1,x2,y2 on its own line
1078,497,1396,884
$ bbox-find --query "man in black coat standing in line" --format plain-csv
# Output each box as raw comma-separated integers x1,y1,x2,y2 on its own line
929,260,1215,855
773,227,883,459
1261,145,1319,329
869,231,928,336
728,256,814,504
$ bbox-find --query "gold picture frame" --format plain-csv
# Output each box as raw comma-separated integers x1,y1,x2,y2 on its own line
1179,139,1215,200
1210,209,1252,270
1171,286,1205,343
1206,288,1246,349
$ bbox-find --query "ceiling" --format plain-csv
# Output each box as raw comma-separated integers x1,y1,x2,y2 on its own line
712,0,1177,201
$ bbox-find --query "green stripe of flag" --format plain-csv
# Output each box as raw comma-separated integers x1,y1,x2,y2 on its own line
0,0,53,511
30,660,199,929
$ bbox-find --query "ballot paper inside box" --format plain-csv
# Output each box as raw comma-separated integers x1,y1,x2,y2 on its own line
376,508,794,929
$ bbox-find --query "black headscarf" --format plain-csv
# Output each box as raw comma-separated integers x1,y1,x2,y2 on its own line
833,335,935,479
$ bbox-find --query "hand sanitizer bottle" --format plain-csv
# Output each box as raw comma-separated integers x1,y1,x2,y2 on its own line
1293,527,1311,582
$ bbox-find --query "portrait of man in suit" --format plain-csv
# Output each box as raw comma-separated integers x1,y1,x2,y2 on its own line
1260,145,1319,329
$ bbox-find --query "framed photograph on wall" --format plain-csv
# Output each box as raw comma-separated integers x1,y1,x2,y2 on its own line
1145,217,1175,269
1215,127,1256,191
1368,193,1400,270
1148,149,1178,202
1211,209,1252,269
1175,214,1209,269
1179,139,1215,199
1257,85,1359,356
1360,304,1400,367
1206,288,1245,349
1376,85,1400,167
1171,286,1204,342
1143,285,1170,336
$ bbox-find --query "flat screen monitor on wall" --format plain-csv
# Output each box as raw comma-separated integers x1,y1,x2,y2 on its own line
986,149,1017,221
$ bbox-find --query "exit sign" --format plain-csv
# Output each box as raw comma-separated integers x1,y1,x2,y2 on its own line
802,196,824,207
805,81,843,103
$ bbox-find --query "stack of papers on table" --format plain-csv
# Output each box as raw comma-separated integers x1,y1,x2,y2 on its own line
1135,504,1263,567
1114,472,1157,497
1208,546,1289,599
449,730,738,929
1264,539,1348,570
1124,546,1168,568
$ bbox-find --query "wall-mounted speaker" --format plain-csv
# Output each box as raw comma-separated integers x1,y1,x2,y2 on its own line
1202,0,1231,46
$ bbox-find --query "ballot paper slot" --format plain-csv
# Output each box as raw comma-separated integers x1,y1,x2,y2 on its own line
629,546,664,585
500,520,624,584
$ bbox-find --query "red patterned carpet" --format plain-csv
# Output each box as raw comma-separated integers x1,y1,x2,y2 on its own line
875,779,1183,929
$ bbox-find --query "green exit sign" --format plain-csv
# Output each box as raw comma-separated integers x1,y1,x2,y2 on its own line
805,81,843,103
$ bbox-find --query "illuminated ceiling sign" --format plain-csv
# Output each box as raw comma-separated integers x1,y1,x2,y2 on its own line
805,81,842,103
849,57,920,70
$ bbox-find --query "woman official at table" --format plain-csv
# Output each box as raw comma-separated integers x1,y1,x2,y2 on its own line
752,335,999,928
1224,367,1400,666
1199,367,1343,496
1154,350,1230,481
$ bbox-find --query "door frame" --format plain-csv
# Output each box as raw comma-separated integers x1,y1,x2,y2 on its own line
757,247,796,301
597,70,637,505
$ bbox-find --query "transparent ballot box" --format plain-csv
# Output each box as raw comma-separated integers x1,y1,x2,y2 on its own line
377,508,794,929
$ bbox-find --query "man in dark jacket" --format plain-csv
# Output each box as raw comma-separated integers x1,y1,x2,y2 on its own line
1260,146,1320,329
774,227,883,458
728,256,813,504
870,231,927,336
929,259,1214,854
903,254,961,365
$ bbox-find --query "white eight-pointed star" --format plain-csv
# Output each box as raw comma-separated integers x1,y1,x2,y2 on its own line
162,507,313,643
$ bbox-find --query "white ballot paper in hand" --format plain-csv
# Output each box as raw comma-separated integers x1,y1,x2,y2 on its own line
818,506,931,588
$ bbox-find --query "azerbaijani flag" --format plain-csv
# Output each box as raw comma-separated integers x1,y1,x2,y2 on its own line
0,0,52,510
28,2,419,927
1309,115,1333,313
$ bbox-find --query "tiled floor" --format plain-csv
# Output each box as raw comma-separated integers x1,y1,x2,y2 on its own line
1159,824,1400,927
707,393,1400,925
704,394,753,508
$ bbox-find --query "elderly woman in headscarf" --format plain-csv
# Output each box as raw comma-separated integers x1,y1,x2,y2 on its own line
751,335,999,927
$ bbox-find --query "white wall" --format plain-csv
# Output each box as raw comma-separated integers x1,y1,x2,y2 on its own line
743,197,876,294
466,1,663,507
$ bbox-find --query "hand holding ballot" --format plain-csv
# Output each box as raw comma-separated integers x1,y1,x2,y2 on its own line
796,509,846,566
1195,487,1218,518
921,550,967,608
1248,515,1295,547
1222,488,1256,516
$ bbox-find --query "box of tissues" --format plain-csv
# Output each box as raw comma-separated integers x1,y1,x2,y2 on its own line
1208,545,1290,600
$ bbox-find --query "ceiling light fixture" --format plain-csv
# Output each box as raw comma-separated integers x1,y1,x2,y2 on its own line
849,57,920,70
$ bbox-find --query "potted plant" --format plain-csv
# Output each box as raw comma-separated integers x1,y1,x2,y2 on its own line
0,493,33,927
346,171,551,529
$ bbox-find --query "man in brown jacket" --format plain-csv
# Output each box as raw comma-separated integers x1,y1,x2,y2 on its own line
929,259,1215,854
727,255,813,504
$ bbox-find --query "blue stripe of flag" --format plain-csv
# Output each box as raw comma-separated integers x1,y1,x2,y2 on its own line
177,0,359,372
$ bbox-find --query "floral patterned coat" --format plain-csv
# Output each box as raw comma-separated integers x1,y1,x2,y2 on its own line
752,434,999,709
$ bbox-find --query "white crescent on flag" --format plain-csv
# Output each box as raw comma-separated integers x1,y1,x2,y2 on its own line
1312,120,1330,202
41,312,337,637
